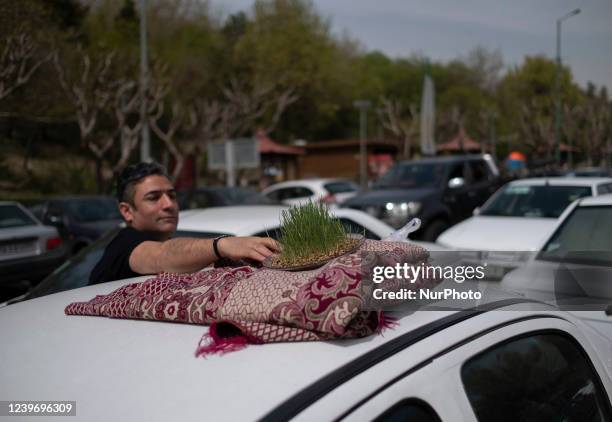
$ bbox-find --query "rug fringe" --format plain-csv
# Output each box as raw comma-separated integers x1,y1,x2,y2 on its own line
377,311,399,333
195,322,249,358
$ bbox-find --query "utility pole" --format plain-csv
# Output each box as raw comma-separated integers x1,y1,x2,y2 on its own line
489,110,497,159
554,8,580,168
140,0,151,162
354,100,371,191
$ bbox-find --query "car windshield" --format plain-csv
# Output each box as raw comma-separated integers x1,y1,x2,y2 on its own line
479,185,592,218
25,228,227,300
61,198,122,222
376,163,445,188
0,204,37,228
324,181,358,194
210,187,272,204
179,188,272,209
538,206,612,266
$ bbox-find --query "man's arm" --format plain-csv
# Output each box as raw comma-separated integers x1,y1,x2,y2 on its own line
129,236,280,275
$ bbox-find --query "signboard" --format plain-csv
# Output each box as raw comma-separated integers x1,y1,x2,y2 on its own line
207,138,260,170
207,138,260,187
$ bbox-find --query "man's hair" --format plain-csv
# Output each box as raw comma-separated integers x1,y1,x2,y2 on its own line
116,162,169,205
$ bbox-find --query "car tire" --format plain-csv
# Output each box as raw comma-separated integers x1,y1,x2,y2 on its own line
422,219,449,242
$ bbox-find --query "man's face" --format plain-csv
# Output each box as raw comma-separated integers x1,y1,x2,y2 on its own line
119,175,179,236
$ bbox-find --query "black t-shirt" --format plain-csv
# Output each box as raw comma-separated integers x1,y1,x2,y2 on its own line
89,227,159,285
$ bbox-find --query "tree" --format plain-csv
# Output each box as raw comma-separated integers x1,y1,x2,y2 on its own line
377,98,418,159
54,47,150,192
0,32,52,102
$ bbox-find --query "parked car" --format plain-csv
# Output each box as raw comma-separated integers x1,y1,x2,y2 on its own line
1,279,611,421
564,167,612,178
10,206,400,303
437,177,612,280
262,178,359,206
500,194,612,304
342,155,501,241
0,201,66,301
177,186,274,210
30,196,123,255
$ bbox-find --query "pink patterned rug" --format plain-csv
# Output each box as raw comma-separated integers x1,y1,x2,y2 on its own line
65,240,433,357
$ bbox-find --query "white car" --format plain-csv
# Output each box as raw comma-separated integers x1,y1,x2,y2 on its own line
2,278,611,421
501,194,612,305
436,177,612,279
9,205,411,304
262,178,359,206
177,205,391,240
0,202,66,295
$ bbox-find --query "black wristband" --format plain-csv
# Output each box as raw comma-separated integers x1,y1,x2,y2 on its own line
213,235,231,259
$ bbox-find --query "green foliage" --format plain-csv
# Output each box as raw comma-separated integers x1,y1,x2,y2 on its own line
2,0,610,190
277,201,348,265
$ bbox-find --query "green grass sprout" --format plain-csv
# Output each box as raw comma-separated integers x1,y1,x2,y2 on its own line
275,201,356,267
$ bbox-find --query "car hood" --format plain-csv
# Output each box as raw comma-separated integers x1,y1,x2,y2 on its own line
343,188,436,206
437,216,558,251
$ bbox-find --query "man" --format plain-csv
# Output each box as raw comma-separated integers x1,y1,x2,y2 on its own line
90,162,279,284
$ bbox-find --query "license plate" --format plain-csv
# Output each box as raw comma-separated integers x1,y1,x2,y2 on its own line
0,240,36,257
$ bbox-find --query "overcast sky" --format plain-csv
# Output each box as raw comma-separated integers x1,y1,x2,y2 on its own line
212,0,612,92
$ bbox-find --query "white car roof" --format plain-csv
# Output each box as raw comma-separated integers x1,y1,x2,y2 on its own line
177,205,394,239
0,277,592,422
263,178,350,190
178,205,287,235
578,193,612,206
510,177,612,187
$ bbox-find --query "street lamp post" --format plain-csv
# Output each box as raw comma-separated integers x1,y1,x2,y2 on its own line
140,0,151,162
554,8,580,168
354,100,371,191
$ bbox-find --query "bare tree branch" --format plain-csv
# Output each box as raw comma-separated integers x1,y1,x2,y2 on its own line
377,97,419,159
0,31,53,101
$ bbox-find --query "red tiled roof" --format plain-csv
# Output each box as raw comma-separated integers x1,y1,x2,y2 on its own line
437,129,482,152
256,132,304,155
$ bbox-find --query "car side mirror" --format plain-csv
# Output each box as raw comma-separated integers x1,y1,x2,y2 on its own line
473,207,480,216
47,214,64,226
448,177,465,189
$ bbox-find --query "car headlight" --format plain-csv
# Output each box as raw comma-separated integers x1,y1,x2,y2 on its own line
382,202,422,227
384,201,421,217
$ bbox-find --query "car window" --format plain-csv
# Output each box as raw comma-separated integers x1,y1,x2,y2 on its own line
0,204,37,228
324,181,358,194
446,162,467,182
479,185,591,218
539,205,612,266
274,187,314,200
27,228,120,299
468,160,489,184
373,399,441,422
462,332,611,422
61,198,122,222
596,183,612,195
377,163,446,188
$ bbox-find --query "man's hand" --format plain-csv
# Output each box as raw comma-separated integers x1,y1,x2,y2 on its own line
218,236,281,262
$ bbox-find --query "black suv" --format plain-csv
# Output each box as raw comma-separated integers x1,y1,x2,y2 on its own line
341,155,501,241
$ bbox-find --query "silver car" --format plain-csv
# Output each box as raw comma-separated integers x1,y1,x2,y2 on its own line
0,201,67,299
